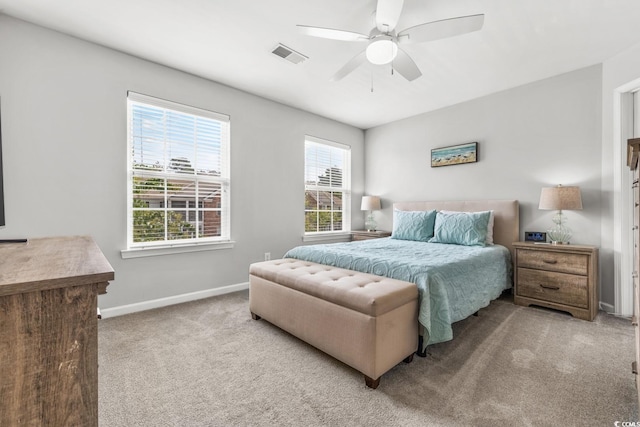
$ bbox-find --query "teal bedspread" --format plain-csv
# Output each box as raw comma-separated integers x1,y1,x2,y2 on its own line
284,238,512,346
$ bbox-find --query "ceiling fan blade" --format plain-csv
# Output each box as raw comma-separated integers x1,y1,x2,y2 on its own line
375,0,404,32
330,50,367,81
297,25,369,42
398,14,485,44
393,48,422,81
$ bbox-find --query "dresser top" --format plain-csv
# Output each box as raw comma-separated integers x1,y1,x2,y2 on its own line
0,236,114,297
513,241,598,253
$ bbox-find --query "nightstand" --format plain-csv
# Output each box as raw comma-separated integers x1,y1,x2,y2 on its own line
513,242,599,320
351,230,391,241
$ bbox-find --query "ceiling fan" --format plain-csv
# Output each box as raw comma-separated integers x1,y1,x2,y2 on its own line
297,0,484,82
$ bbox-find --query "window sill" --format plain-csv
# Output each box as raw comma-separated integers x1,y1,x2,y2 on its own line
302,232,352,243
121,240,235,259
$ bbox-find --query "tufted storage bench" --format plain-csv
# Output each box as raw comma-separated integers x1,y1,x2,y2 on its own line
249,258,419,389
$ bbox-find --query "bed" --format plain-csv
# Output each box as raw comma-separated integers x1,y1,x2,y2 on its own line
284,200,519,350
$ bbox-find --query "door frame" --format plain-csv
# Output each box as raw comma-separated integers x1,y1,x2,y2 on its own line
614,81,640,316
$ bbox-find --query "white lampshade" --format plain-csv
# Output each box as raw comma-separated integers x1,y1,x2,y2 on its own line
361,196,381,211
539,185,583,211
539,185,582,244
366,36,398,65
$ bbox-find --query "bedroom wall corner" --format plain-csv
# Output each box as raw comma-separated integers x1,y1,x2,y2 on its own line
0,15,365,311
363,65,605,303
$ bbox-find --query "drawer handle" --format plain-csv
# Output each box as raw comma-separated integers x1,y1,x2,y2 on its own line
539,284,560,290
542,259,557,264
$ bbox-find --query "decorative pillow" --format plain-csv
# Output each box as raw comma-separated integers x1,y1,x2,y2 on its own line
429,210,492,246
391,209,437,242
441,210,494,245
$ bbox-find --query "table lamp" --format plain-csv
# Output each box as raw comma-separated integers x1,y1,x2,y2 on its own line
361,196,381,232
538,185,583,244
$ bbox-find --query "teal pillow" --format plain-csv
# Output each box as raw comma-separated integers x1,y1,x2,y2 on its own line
429,210,491,246
391,210,437,242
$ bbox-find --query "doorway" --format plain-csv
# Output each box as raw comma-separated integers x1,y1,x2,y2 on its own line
618,89,640,316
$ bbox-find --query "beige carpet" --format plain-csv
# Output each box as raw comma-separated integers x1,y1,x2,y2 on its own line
98,291,638,426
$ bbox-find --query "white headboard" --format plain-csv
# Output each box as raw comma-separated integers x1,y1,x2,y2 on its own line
393,200,520,255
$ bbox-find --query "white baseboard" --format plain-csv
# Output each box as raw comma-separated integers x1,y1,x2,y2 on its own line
99,282,249,319
599,301,615,313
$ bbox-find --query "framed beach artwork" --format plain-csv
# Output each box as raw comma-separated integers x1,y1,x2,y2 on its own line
431,142,478,167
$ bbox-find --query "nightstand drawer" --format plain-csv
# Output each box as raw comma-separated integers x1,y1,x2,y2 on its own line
517,268,588,308
517,249,588,276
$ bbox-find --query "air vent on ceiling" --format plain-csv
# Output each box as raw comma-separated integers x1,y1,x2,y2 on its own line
271,44,308,64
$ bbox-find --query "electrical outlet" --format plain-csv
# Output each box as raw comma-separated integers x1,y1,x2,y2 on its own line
264,252,271,261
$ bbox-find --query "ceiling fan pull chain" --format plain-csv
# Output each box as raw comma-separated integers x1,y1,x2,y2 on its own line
390,41,395,75
371,71,374,93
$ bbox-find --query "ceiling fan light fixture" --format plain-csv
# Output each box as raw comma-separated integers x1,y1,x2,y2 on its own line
365,35,398,65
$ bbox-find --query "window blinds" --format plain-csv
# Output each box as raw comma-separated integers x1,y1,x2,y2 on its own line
304,136,351,233
127,92,230,246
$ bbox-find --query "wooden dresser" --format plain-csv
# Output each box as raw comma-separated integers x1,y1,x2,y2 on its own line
513,242,598,321
0,236,114,426
627,137,640,410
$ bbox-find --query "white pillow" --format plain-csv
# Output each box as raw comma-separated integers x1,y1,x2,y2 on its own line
440,210,494,245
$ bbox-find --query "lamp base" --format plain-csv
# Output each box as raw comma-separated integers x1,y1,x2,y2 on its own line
365,212,377,232
547,211,572,244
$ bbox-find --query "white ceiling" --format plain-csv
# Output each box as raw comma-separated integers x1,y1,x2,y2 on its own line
1,0,640,129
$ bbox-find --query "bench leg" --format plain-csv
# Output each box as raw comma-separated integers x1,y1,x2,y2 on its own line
251,312,261,320
403,353,414,363
417,335,427,358
364,375,380,389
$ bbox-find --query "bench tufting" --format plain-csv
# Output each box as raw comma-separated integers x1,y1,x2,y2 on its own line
249,258,419,389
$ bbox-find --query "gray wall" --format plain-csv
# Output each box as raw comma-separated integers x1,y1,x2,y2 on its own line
0,13,621,311
364,66,607,302
0,16,365,309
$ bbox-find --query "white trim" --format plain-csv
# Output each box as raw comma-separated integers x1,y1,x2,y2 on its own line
127,91,230,122
613,78,640,316
302,232,352,243
305,134,351,150
599,301,616,314
98,281,249,318
620,92,634,316
121,240,235,259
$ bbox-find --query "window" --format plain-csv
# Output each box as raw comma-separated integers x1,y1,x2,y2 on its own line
304,136,351,234
126,92,230,250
